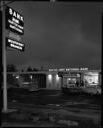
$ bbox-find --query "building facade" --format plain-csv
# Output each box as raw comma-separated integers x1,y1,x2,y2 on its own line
7,68,101,90
47,68,101,89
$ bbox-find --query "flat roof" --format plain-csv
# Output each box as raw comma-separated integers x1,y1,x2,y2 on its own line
6,69,101,75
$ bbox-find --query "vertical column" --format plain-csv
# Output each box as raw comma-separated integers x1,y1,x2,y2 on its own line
61,76,63,88
82,72,85,87
63,77,67,87
52,73,55,89
2,1,7,112
46,74,48,89
46,73,53,89
98,72,101,86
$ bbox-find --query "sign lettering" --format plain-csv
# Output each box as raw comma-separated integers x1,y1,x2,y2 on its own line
5,6,24,35
6,38,25,51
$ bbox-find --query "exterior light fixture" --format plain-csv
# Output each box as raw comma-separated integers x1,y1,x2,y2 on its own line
56,74,59,81
48,74,52,81
30,75,32,79
16,75,19,79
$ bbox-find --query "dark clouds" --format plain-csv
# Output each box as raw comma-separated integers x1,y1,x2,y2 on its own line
7,2,102,70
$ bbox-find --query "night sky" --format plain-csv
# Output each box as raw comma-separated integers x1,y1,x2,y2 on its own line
6,2,102,70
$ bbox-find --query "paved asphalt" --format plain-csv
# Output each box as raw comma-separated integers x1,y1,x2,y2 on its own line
2,87,101,127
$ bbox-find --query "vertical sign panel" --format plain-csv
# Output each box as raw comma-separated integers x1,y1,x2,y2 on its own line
5,6,24,35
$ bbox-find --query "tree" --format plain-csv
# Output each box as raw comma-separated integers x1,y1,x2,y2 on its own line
21,69,24,72
32,68,38,72
7,64,17,72
40,66,44,71
27,66,33,72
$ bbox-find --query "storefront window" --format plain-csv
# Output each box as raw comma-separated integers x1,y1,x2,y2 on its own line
84,72,99,85
67,78,76,84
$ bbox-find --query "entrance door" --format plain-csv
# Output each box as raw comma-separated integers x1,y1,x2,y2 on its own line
37,74,46,88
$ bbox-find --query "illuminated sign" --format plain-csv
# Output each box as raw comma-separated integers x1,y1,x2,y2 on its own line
49,69,56,71
49,68,88,72
79,68,88,71
5,6,24,35
6,38,25,51
58,69,65,71
66,68,88,71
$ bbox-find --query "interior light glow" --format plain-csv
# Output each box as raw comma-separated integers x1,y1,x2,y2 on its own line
84,73,99,85
16,75,19,79
56,74,59,81
48,74,52,81
30,75,32,79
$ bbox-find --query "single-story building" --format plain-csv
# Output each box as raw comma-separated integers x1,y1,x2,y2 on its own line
7,68,101,90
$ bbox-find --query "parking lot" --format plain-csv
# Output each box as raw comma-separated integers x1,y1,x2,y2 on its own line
2,87,101,127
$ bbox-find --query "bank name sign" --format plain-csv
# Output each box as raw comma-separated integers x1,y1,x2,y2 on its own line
5,6,25,52
5,6,24,35
49,68,88,72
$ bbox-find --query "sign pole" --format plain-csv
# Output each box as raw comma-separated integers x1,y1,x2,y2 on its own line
1,2,24,113
2,1,8,112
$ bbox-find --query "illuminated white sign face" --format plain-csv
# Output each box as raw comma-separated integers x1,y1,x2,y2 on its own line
49,69,58,72
6,38,25,51
49,68,88,72
5,6,24,35
79,68,88,71
66,68,88,71
58,69,65,71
